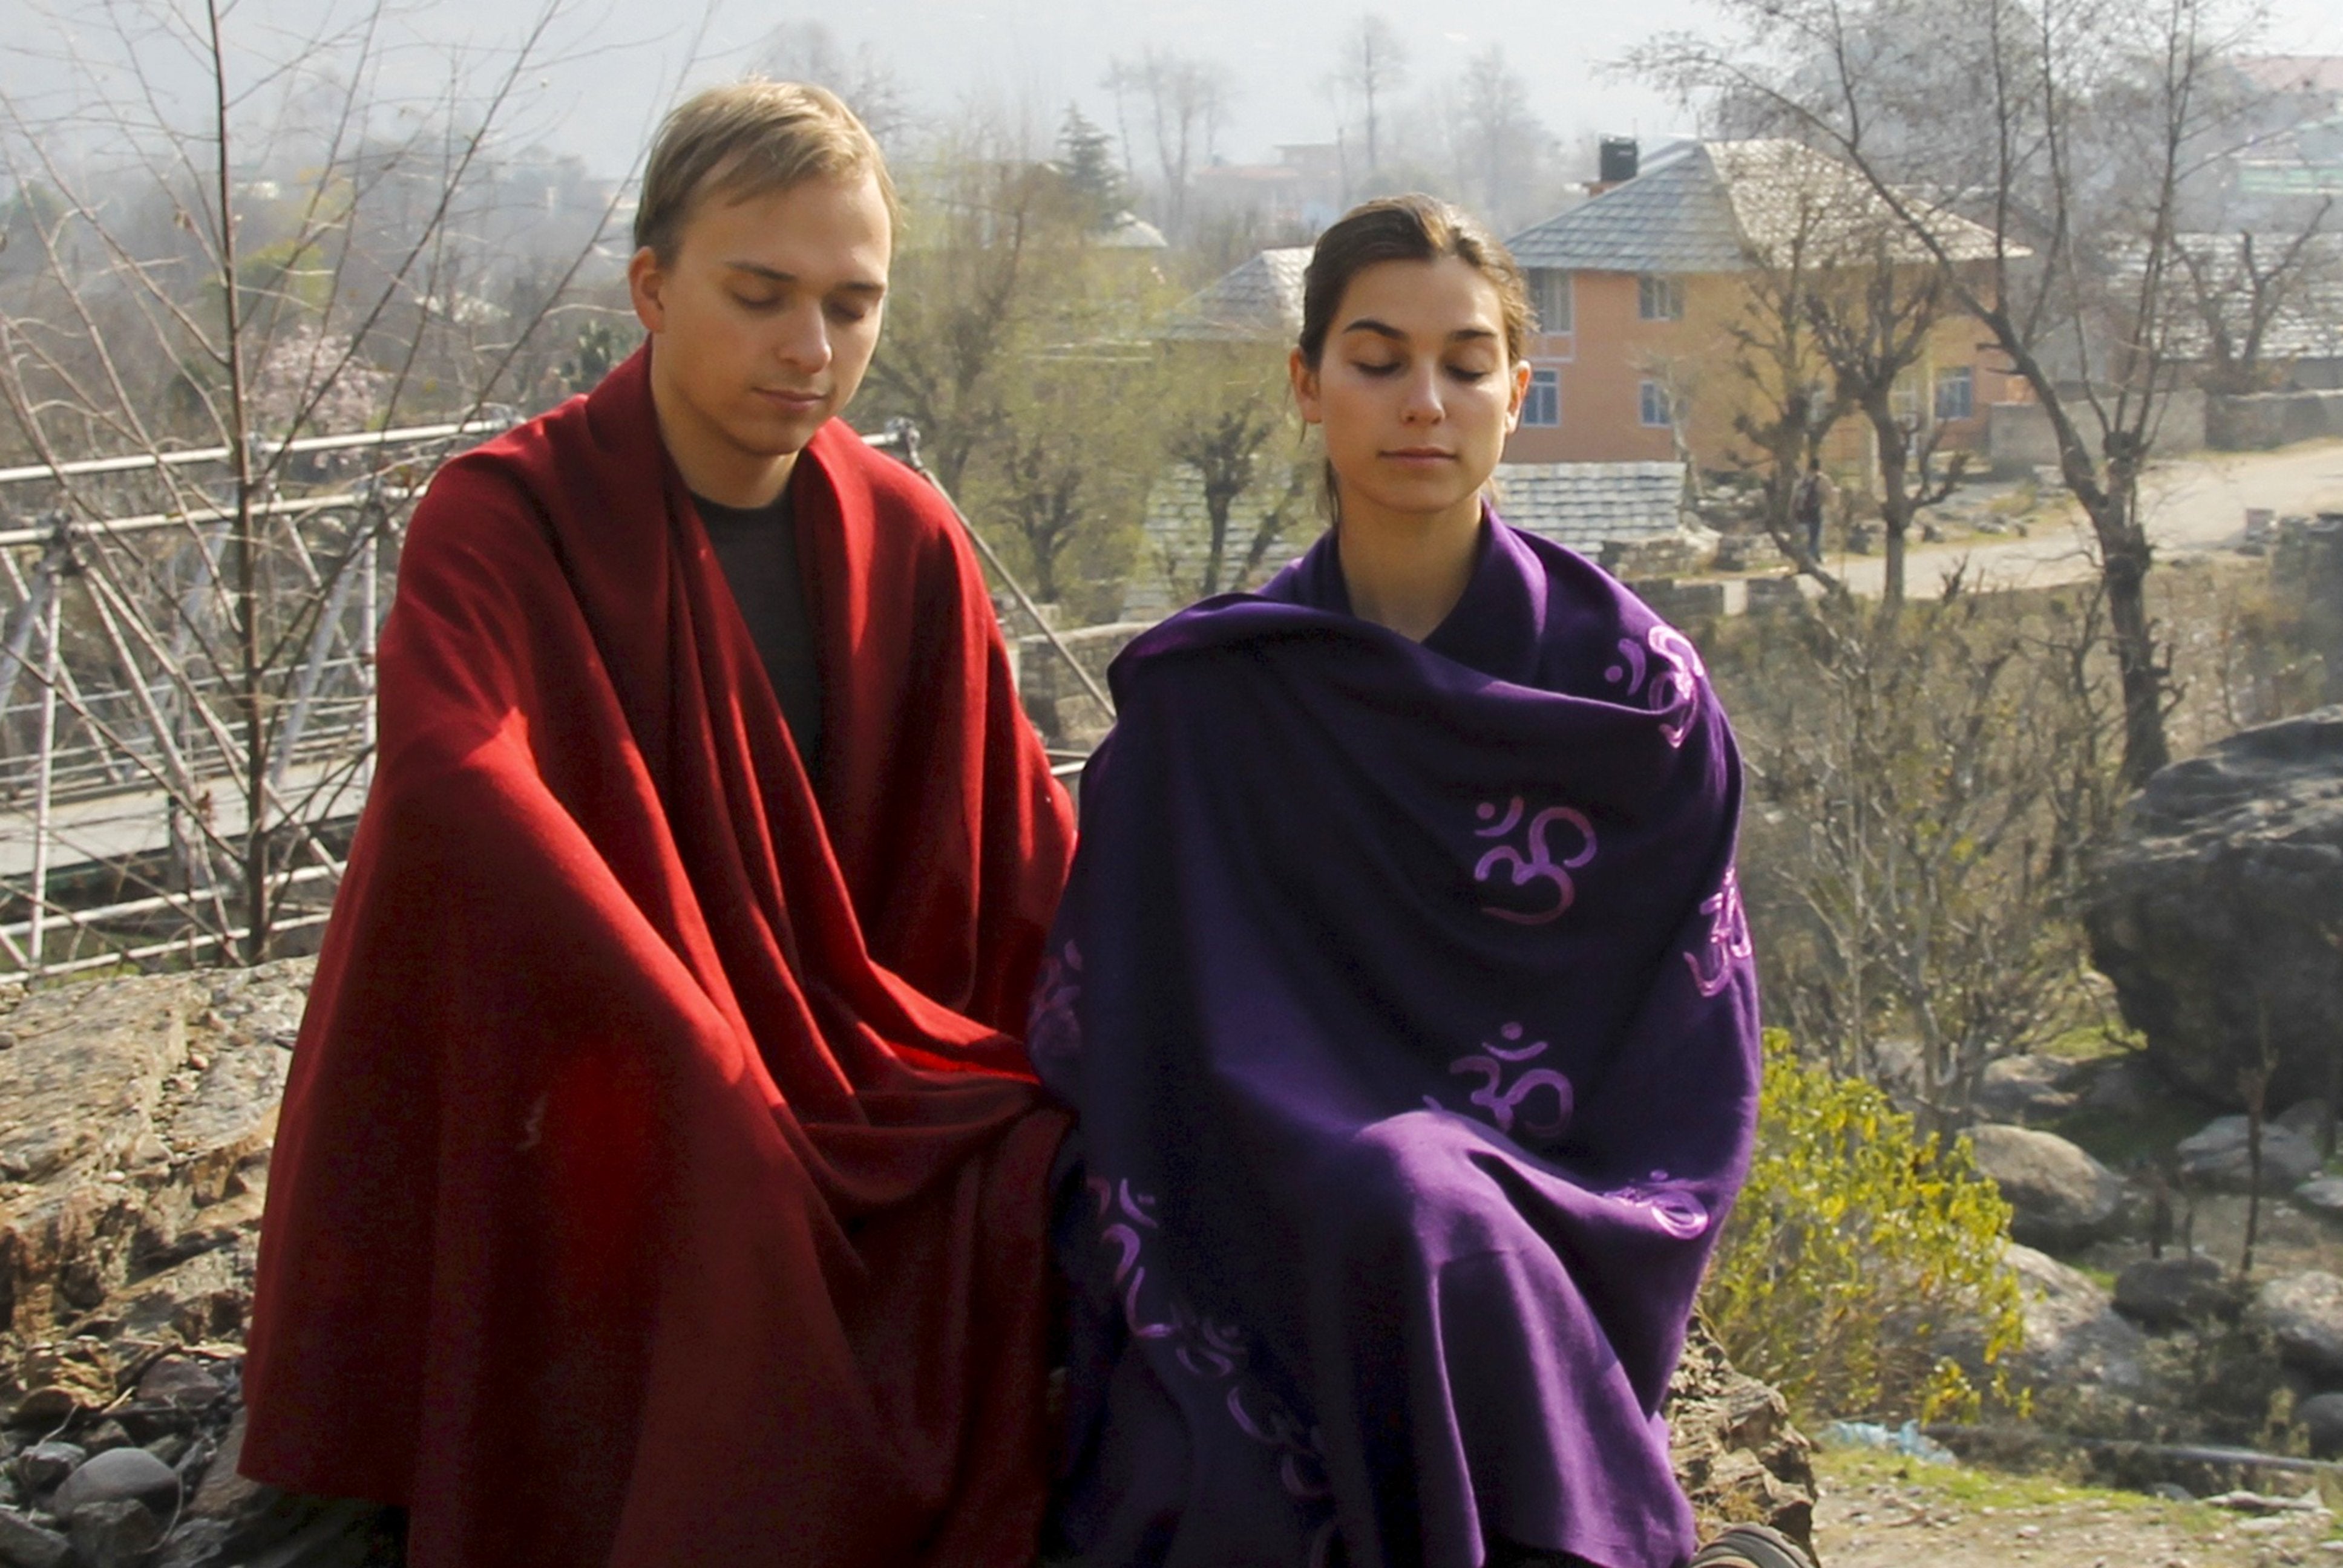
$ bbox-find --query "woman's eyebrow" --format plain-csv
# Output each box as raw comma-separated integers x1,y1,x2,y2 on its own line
1338,318,1499,345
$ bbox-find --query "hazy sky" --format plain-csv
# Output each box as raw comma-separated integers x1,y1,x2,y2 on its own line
13,0,2343,179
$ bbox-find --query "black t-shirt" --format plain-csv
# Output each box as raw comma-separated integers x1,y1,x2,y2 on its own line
692,485,824,782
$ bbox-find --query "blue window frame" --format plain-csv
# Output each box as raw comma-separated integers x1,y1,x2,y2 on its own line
1639,379,1673,428
1523,367,1561,427
1637,274,1684,321
1935,366,1975,422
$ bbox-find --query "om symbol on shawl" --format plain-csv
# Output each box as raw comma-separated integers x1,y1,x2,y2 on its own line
1603,624,1708,749
1424,1021,1575,1139
1472,797,1597,926
1683,868,1753,998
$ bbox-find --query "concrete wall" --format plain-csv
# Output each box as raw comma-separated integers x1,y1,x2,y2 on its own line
1988,388,2210,474
2207,390,2343,450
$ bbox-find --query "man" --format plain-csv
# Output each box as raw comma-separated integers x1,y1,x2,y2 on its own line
1794,456,1834,564
241,82,1076,1567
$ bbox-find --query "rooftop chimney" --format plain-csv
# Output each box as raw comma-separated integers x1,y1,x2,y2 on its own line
1592,137,1640,194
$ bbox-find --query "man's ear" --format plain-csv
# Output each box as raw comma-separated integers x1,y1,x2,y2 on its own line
628,246,667,335
1289,347,1322,426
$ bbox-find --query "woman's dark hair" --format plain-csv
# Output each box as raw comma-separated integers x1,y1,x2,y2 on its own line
1297,194,1533,368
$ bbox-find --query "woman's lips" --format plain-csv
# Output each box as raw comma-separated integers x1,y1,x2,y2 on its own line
1382,448,1456,465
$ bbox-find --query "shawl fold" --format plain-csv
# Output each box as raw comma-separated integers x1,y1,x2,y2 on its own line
1035,520,1760,1568
243,345,1075,1567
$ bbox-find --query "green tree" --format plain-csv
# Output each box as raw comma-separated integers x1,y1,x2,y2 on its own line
1057,105,1127,232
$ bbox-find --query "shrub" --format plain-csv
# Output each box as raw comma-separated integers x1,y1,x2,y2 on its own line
1703,1030,2025,1424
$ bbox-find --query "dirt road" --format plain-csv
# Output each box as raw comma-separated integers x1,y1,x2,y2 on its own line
1815,439,2343,599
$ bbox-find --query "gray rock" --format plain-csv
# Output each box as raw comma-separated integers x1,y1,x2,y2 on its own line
2252,1271,2343,1380
132,1357,223,1412
1965,1123,2129,1250
2176,1115,2327,1191
2114,1254,2239,1329
1974,1055,2080,1124
2085,707,2343,1109
2079,1056,2160,1114
2300,1391,2343,1459
2278,1099,2336,1140
0,1508,70,1568
185,1410,269,1523
50,1448,179,1524
2300,1175,2343,1217
2004,1243,2155,1396
67,1498,160,1568
13,1444,81,1495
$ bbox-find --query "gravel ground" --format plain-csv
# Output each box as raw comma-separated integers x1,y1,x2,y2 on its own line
1813,1450,2343,1568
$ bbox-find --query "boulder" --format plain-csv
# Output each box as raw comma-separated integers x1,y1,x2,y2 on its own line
2175,1115,2327,1191
1965,1123,2129,1250
51,1448,180,1524
2299,1390,2343,1459
2278,1099,2335,1140
2077,1054,2163,1114
2115,1254,2241,1330
1973,1055,2080,1125
68,1499,161,1568
2086,707,2343,1109
2251,1270,2343,1382
2002,1244,2155,1397
2299,1175,2343,1219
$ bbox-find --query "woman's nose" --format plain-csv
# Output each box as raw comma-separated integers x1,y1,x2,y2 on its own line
1400,365,1443,423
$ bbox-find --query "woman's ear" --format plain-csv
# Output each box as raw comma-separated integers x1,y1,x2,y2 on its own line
1289,347,1322,426
1504,358,1532,434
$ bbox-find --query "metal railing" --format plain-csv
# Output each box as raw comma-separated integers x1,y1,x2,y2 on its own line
0,416,1104,983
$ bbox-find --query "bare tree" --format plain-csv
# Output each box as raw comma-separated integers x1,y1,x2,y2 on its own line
1731,590,2116,1126
1446,46,1558,233
1326,15,1411,195
1159,352,1311,602
0,0,629,975
1642,0,2272,788
2175,210,2338,394
753,22,912,149
1102,48,1234,239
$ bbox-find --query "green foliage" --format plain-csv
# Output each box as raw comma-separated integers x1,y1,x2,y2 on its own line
1705,1031,2025,1425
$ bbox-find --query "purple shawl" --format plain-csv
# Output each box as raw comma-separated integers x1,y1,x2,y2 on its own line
1032,517,1760,1568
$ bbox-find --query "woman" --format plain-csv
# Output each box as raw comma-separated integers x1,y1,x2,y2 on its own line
1031,195,1798,1568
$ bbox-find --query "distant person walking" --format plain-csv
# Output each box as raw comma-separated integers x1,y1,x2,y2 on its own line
1794,457,1833,563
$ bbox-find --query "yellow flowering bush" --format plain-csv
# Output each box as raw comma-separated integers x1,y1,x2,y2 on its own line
1703,1030,2026,1424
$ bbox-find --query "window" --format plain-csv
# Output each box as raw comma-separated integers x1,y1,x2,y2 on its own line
1637,274,1684,321
1522,367,1561,427
1890,369,1921,426
1639,379,1673,428
1532,269,1573,334
1935,365,1975,422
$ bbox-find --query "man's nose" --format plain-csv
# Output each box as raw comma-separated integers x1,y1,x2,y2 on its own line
774,300,833,375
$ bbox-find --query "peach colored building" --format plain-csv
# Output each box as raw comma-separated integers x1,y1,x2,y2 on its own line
1501,140,2017,475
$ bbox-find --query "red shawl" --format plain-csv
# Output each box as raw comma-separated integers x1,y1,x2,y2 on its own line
241,345,1076,1567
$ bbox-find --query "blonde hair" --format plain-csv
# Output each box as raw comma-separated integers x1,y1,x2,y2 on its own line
634,79,897,261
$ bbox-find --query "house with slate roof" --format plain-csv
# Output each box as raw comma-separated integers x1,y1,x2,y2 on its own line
1501,139,2017,472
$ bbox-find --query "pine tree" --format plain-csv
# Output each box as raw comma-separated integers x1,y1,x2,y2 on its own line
1057,104,1126,231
